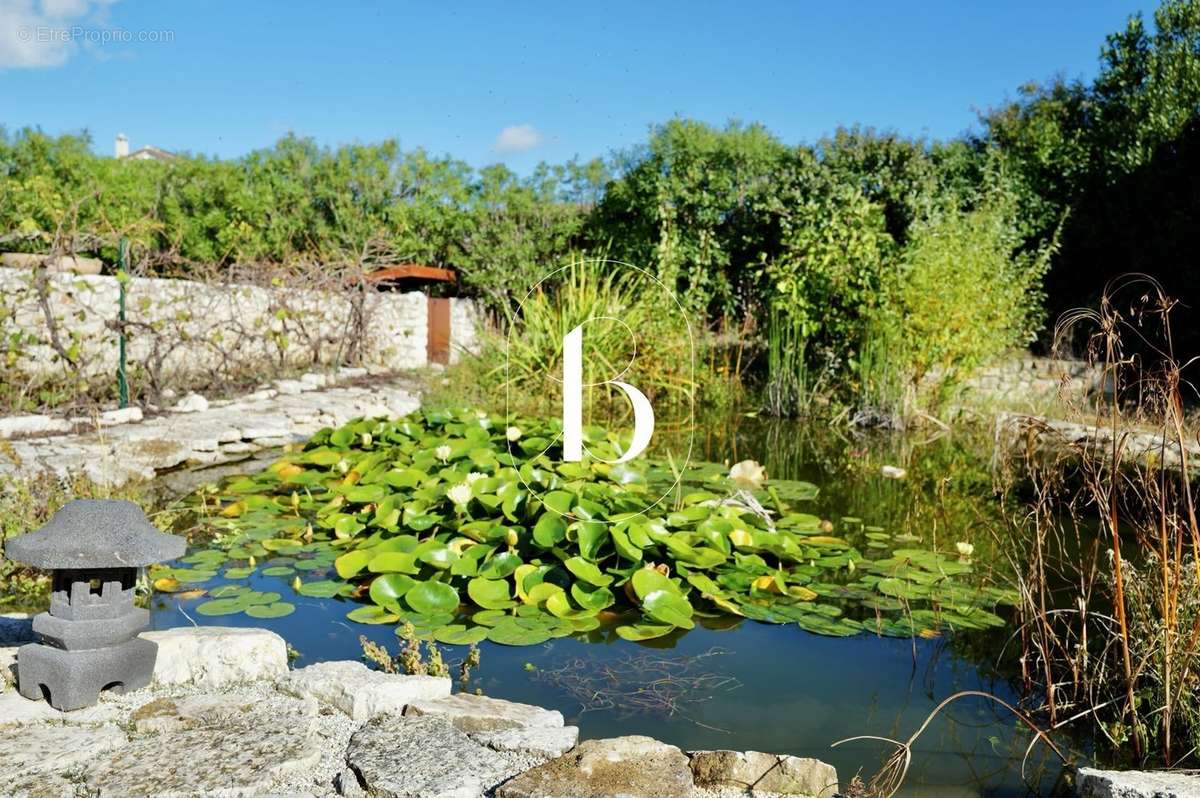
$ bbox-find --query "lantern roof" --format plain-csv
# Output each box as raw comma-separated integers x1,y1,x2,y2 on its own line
4,499,185,569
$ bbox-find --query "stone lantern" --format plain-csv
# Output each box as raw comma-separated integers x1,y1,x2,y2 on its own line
4,499,185,711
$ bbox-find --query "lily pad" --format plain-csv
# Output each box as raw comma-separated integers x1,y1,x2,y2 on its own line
246,602,296,619
405,580,460,615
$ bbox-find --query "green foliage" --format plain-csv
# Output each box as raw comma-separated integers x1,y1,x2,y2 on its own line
19,0,1199,408
0,129,596,292
594,119,791,317
981,0,1200,351
758,153,894,414
464,256,696,416
171,409,1017,645
886,187,1051,393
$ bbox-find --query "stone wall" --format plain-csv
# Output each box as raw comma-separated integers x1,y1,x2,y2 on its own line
0,268,481,384
449,297,482,365
964,355,1102,402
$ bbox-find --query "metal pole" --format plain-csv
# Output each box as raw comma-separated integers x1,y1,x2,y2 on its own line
117,237,128,409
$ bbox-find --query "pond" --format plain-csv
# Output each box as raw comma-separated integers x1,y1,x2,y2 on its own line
149,413,1065,797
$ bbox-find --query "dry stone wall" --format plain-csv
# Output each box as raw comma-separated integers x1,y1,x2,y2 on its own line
0,268,480,384
449,297,481,365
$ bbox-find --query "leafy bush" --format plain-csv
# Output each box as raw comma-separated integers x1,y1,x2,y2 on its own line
452,257,698,419
886,188,1051,395
594,119,790,318
757,155,895,414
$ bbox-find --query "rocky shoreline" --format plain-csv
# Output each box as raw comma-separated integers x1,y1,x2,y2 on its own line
0,370,422,490
1,621,840,798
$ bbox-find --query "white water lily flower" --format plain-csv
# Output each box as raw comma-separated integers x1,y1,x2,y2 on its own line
880,465,907,479
506,426,522,442
475,410,488,420
447,483,472,506
956,541,975,558
728,460,767,490
465,472,486,485
435,444,452,462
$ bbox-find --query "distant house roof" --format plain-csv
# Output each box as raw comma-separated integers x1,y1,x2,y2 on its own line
121,145,176,162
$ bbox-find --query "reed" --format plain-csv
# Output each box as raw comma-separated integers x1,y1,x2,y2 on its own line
997,275,1200,766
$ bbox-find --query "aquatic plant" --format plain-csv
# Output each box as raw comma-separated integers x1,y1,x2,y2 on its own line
161,408,1016,647
530,647,740,726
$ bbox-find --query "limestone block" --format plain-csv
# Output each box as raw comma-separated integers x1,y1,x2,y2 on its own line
0,415,70,439
144,626,288,687
347,713,528,798
281,660,450,721
471,725,579,759
496,735,694,798
405,691,564,732
689,749,840,796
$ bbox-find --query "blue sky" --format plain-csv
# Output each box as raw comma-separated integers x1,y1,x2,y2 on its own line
1,1,1154,169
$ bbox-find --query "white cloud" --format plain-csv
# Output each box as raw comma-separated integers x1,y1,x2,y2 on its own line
0,0,118,69
493,123,544,154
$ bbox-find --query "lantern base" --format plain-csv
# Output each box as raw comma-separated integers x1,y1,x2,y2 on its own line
16,636,157,711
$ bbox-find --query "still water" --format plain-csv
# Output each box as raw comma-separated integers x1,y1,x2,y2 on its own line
151,417,1066,797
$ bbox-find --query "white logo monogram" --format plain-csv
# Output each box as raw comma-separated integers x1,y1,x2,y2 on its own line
560,324,655,463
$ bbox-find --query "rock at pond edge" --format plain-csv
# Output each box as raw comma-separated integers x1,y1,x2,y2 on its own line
404,691,564,732
144,626,288,687
281,659,450,721
1077,767,1200,798
496,735,694,798
690,749,840,797
471,725,580,759
347,713,533,798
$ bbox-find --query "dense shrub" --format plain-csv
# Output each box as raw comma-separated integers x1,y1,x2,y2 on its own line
888,193,1051,392
981,0,1200,353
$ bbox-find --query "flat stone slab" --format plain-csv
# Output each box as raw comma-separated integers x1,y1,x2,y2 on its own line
84,692,322,797
0,378,421,487
690,750,839,797
471,725,580,759
0,689,66,724
0,414,70,439
129,693,272,732
405,691,564,732
0,722,128,781
496,735,695,798
282,659,450,721
1077,767,1200,798
348,713,533,798
145,625,288,687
